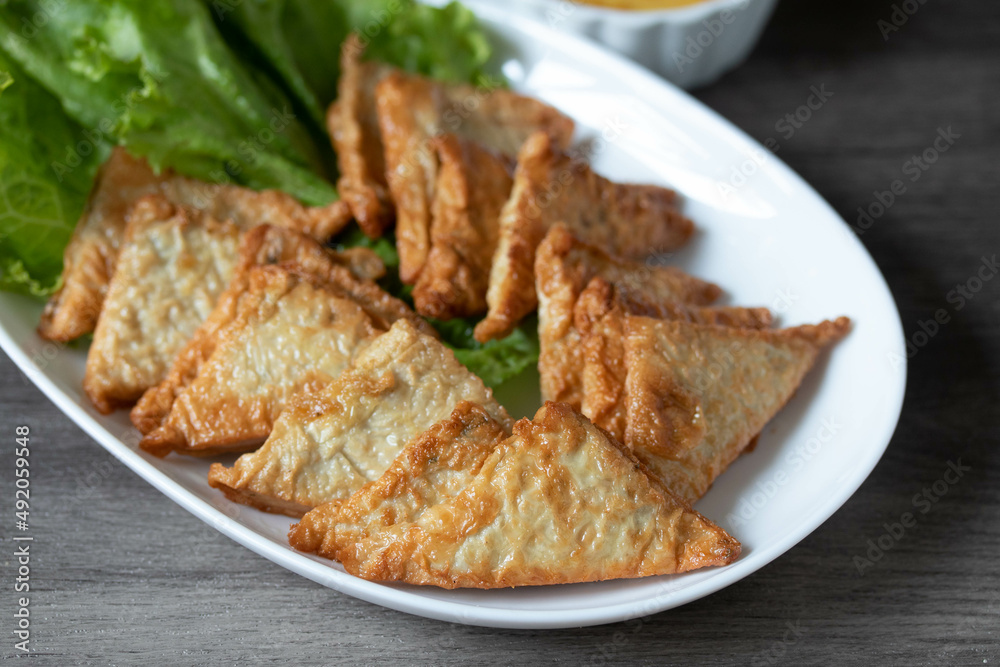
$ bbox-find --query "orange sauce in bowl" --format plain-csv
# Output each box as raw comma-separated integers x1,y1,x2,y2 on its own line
577,0,710,9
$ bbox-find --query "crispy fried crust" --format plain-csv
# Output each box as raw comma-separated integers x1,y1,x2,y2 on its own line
138,265,383,458
535,224,722,409
290,401,507,555
329,34,394,237
297,402,739,588
83,197,241,414
412,134,514,319
624,315,851,503
326,246,386,283
576,277,773,441
129,225,414,435
207,321,512,516
163,178,351,242
377,71,574,283
38,149,352,342
38,148,167,342
474,133,697,342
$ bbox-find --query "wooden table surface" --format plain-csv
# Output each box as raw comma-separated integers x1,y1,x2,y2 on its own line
2,1,998,664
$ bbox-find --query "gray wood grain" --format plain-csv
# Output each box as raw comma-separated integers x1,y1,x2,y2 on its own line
1,0,998,664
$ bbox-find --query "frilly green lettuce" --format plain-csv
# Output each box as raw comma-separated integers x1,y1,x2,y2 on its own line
0,0,529,386
0,50,110,296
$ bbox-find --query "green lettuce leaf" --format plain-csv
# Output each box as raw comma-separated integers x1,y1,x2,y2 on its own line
0,0,531,386
212,0,349,129
361,1,494,85
0,0,337,205
434,317,539,390
336,225,537,387
216,0,495,131
0,50,110,296
338,232,537,389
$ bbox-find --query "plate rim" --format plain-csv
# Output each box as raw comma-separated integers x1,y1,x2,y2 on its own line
0,3,907,629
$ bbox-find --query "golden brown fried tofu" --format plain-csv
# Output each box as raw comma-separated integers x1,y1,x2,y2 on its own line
294,402,740,588
624,315,851,503
207,321,511,516
474,133,697,343
38,149,351,343
535,224,721,410
290,401,507,557
328,34,395,237
412,134,514,319
129,225,417,436
83,197,241,414
38,149,167,342
575,277,773,442
138,265,384,458
376,71,574,283
162,177,350,242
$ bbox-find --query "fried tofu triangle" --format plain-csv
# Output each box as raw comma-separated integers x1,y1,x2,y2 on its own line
296,402,740,589
138,264,383,458
328,34,394,237
475,133,697,343
207,320,511,516
412,135,514,319
377,70,574,283
84,197,242,414
129,224,415,436
624,316,851,503
38,148,352,343
535,224,721,409
577,277,773,442
290,401,508,558
38,149,167,342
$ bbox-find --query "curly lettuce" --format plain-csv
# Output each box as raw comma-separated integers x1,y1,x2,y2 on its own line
0,0,337,205
336,226,538,387
215,0,495,130
0,0,529,386
435,317,539,389
0,50,110,296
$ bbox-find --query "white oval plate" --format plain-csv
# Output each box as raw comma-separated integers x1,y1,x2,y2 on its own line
0,4,906,629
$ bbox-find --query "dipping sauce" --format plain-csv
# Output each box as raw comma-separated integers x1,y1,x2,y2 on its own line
577,0,708,9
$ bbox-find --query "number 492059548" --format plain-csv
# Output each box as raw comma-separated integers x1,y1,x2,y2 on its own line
15,426,30,529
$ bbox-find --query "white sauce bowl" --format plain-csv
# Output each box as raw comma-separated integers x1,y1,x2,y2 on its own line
501,0,779,88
